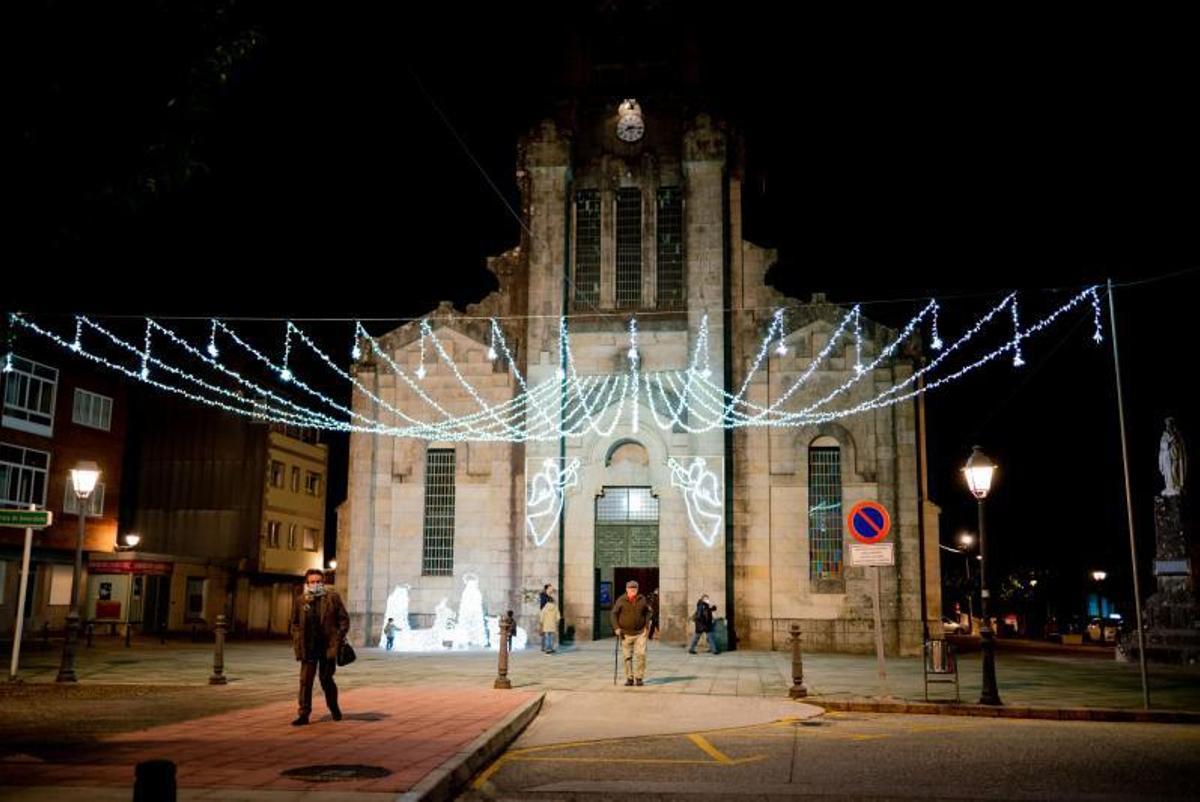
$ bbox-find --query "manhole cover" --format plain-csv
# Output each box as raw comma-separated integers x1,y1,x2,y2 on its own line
280,764,392,783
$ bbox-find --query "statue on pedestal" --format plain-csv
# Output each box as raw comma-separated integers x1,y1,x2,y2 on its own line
1158,417,1187,497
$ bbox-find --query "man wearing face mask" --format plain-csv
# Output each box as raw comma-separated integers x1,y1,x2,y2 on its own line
290,568,350,726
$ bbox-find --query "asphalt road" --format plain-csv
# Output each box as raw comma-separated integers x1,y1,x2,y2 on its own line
461,711,1200,801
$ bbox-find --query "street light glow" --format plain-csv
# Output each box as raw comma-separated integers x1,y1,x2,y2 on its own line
70,461,101,498
963,446,995,499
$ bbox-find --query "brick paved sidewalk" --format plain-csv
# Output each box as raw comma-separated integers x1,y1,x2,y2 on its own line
0,686,537,796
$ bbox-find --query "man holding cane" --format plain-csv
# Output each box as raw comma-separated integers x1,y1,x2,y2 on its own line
611,580,654,687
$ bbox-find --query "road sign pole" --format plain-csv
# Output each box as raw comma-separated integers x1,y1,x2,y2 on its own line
9,506,37,682
872,565,890,698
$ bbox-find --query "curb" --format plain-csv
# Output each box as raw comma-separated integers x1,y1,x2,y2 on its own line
399,691,545,802
809,697,1200,724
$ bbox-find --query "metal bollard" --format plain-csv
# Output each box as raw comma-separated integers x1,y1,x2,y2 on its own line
85,621,94,648
134,759,176,802
788,622,808,699
493,615,513,689
191,623,197,643
209,614,228,685
125,622,132,648
41,622,50,649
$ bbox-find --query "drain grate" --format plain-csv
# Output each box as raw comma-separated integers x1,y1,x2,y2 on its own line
280,764,392,783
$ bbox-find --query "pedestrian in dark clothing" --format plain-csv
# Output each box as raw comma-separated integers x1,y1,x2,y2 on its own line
290,569,350,725
648,588,661,640
611,580,654,685
538,583,553,609
688,594,719,654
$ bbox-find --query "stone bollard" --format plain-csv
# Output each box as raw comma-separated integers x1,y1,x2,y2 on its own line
134,759,176,802
209,614,228,685
494,615,513,689
788,622,808,699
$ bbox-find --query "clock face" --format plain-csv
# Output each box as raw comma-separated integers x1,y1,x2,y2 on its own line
617,113,644,143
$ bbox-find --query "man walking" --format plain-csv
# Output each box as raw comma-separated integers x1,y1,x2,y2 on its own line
290,568,350,725
611,580,653,686
688,594,719,654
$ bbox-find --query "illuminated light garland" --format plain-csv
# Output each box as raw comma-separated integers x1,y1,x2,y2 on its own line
9,286,1107,442
208,319,220,358
930,301,944,351
1011,297,1026,368
12,315,336,429
628,318,640,434
140,318,152,380
525,457,581,546
668,457,724,547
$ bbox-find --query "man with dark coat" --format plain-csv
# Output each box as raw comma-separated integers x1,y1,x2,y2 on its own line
611,579,654,686
688,594,720,654
290,568,350,725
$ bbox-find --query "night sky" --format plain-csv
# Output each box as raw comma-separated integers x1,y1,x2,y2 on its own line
10,3,1198,620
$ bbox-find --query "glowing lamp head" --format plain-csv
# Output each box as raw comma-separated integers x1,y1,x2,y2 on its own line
963,446,995,499
70,461,101,499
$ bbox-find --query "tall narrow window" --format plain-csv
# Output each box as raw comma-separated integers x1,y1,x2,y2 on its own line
808,444,843,585
422,448,456,576
615,187,642,308
574,189,601,306
656,187,684,308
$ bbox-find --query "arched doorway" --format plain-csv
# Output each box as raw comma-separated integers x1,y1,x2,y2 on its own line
593,486,659,639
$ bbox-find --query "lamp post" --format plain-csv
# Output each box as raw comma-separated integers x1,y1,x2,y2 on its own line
1091,570,1108,643
963,446,1002,706
959,532,976,635
56,461,100,683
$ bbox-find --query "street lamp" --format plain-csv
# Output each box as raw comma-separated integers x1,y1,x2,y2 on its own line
1091,570,1108,642
119,532,140,550
57,460,100,683
328,559,337,571
958,532,976,634
963,446,1002,705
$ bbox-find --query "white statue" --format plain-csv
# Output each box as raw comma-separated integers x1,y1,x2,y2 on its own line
1159,417,1187,497
378,584,412,649
451,573,488,649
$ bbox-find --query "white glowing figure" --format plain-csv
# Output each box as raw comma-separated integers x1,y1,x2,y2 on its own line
380,578,528,653
378,584,412,649
526,458,580,547
451,573,487,649
669,456,724,547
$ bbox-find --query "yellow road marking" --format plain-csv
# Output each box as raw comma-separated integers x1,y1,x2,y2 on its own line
471,755,510,790
507,754,767,766
688,733,736,764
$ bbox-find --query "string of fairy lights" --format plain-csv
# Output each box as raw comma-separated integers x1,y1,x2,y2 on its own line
5,286,1106,443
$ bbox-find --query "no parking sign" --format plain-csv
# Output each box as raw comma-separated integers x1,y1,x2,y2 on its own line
847,501,894,566
847,501,891,544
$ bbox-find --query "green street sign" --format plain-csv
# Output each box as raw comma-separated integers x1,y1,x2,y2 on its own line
0,509,53,528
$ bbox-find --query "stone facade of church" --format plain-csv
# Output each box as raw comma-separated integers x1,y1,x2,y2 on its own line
340,99,941,654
